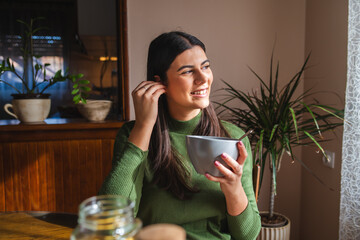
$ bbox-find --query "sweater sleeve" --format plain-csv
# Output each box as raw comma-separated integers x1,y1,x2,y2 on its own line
221,121,261,239
98,121,147,215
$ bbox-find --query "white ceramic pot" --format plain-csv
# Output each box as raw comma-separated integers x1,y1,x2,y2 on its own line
76,100,112,122
4,97,51,123
257,212,291,240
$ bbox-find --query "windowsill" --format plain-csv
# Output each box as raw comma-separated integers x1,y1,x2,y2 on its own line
0,118,124,130
0,118,125,142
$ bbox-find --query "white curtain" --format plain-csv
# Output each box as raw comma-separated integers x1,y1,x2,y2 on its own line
339,0,360,239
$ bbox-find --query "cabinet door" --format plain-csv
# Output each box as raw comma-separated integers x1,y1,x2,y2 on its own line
0,139,114,213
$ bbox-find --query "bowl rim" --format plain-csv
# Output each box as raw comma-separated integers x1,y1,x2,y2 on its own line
186,135,239,142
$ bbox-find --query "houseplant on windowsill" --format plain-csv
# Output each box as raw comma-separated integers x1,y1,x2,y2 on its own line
216,53,344,239
0,17,83,123
71,77,112,122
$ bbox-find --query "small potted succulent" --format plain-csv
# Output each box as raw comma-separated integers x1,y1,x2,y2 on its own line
0,17,83,123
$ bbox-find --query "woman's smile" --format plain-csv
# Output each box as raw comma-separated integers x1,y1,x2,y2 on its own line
190,88,209,96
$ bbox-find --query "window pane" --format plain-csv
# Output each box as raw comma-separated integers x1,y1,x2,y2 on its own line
0,0,123,121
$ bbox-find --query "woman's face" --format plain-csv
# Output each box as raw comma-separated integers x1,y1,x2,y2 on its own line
164,46,213,121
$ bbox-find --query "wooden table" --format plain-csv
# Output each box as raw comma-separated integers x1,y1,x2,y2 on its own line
0,211,78,240
0,212,186,240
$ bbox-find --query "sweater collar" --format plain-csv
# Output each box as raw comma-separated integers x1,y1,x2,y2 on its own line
168,111,202,134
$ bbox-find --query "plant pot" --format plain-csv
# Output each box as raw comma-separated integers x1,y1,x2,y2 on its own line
4,94,51,123
257,212,291,240
76,100,112,122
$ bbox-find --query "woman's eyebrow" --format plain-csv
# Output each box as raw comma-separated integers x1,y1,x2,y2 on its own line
201,60,210,65
177,65,193,72
176,59,210,72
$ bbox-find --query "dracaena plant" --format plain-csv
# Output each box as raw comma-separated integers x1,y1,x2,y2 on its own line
216,53,344,222
0,17,87,102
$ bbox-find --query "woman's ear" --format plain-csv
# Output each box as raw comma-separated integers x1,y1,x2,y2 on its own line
154,75,161,82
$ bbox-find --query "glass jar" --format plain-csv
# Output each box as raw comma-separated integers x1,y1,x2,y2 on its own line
71,195,142,240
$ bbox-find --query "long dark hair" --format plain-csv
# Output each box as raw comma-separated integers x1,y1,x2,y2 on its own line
147,31,229,199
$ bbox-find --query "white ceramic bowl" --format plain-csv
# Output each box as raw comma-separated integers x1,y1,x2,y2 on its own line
186,135,239,177
77,100,112,122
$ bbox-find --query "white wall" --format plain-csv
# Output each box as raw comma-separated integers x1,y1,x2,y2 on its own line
127,1,306,239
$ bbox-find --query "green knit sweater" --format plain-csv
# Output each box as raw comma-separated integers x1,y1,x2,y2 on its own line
99,112,261,239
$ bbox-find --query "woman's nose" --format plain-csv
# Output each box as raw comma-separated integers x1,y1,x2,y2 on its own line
194,71,208,85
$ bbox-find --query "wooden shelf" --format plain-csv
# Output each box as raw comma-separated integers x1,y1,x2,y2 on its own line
0,118,124,142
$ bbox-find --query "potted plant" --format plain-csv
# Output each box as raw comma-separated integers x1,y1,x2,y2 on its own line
0,17,83,123
216,53,343,239
71,76,112,122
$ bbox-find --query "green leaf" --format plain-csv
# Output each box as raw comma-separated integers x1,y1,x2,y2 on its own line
73,94,81,104
35,64,41,71
303,131,326,157
75,73,84,79
78,79,90,85
80,86,91,92
16,19,30,28
6,58,11,67
54,70,62,78
301,102,322,138
313,105,344,121
71,89,79,95
269,124,278,142
284,137,295,162
80,97,87,104
289,107,299,143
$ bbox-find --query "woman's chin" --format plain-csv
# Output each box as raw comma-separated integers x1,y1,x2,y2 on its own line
195,100,210,109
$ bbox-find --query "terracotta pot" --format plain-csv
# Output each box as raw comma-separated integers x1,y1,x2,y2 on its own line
4,94,51,123
257,212,291,240
76,100,112,122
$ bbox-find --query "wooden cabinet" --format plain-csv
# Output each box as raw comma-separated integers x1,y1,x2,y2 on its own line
0,119,124,213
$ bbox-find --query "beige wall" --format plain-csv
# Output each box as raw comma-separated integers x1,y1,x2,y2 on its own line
301,1,347,239
127,1,306,239
127,0,306,117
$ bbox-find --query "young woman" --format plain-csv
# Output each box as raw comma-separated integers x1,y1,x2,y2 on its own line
99,31,261,239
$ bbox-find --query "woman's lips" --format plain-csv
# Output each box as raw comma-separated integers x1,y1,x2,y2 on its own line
190,88,208,96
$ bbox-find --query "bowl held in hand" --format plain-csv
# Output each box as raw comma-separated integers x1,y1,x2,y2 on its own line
186,135,239,177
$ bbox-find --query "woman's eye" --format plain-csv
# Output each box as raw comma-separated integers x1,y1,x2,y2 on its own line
202,65,210,70
181,70,193,75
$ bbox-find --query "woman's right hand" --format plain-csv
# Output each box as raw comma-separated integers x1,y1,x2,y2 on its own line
129,81,166,151
132,81,166,127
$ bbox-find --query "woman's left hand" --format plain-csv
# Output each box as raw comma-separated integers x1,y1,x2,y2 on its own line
205,141,249,216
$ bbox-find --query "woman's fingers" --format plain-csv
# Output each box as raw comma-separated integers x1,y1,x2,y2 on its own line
133,81,165,95
152,87,166,99
207,141,247,181
132,81,147,93
220,153,242,175
236,141,248,166
144,83,166,96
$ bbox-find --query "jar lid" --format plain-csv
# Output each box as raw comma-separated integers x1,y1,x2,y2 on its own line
135,224,186,240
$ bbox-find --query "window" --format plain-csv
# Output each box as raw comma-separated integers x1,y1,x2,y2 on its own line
0,0,128,121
